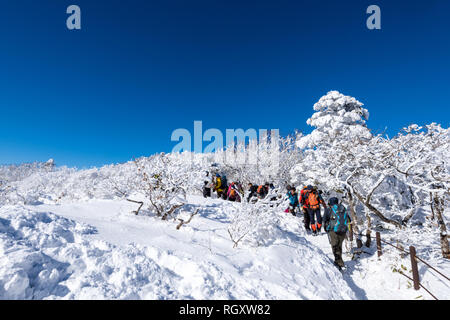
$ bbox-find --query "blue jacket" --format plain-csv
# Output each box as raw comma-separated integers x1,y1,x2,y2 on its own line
286,191,299,206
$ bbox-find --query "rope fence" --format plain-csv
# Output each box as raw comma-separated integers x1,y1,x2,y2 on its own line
347,229,449,300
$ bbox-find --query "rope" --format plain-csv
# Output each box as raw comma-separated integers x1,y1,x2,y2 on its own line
414,255,450,282
379,238,409,255
397,270,439,300
379,239,450,283
350,230,450,283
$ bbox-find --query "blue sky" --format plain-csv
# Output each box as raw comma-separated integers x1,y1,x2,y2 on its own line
0,0,449,168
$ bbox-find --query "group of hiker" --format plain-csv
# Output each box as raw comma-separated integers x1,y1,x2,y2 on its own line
203,173,244,202
285,184,351,270
203,173,277,204
202,173,351,270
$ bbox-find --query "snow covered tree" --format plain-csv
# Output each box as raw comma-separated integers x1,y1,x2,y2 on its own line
386,124,450,258
109,154,188,220
296,90,371,150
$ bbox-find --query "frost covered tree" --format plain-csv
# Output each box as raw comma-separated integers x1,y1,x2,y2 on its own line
109,154,188,220
296,90,371,149
386,124,450,258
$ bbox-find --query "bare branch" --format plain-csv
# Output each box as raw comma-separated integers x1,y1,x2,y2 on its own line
176,209,199,230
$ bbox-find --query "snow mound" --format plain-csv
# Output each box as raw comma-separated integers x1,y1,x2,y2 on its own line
0,206,180,299
0,201,357,300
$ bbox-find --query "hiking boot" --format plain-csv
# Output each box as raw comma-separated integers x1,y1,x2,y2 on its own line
333,261,342,271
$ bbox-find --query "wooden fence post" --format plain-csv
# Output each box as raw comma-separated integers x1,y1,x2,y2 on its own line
376,232,382,257
409,246,420,290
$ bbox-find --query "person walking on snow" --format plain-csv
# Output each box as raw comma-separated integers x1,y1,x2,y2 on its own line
323,197,351,270
214,174,226,199
286,187,300,216
299,185,311,231
303,185,327,235
227,182,241,202
257,183,270,199
247,183,259,202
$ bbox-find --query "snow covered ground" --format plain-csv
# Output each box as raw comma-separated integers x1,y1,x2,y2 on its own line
1,195,448,300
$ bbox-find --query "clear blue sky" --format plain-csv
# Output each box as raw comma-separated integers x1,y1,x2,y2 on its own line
0,0,449,168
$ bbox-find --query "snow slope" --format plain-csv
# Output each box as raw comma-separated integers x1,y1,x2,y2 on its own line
0,196,360,300
2,195,448,300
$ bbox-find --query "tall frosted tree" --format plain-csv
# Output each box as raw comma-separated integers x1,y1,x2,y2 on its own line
296,90,371,150
293,90,372,188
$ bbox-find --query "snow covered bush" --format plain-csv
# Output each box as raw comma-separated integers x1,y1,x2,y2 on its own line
227,202,284,248
109,154,188,220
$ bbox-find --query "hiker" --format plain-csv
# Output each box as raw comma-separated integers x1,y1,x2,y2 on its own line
323,197,351,270
203,181,211,198
220,175,228,200
227,182,241,202
299,186,311,231
286,187,300,216
214,174,226,199
268,183,278,201
257,183,270,199
202,171,213,198
247,183,258,202
302,185,327,235
235,182,244,196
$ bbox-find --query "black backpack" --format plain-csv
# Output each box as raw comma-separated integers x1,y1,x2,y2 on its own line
221,176,228,188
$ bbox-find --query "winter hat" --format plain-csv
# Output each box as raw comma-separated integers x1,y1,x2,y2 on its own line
328,197,339,206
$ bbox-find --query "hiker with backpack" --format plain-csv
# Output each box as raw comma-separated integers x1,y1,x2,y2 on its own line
268,183,278,202
323,197,351,270
220,175,228,200
247,183,259,202
299,185,311,231
202,171,213,198
214,174,227,199
257,183,270,200
301,185,327,235
286,186,300,216
227,182,242,202
203,181,211,198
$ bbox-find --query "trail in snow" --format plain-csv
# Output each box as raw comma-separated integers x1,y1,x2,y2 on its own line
0,196,356,300
1,195,448,300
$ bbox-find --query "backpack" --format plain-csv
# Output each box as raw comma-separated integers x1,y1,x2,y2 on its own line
221,176,228,188
257,185,264,194
300,189,308,206
328,204,349,234
307,191,319,209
